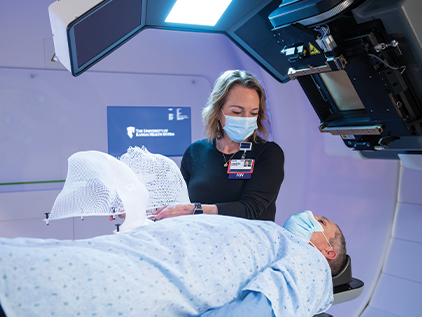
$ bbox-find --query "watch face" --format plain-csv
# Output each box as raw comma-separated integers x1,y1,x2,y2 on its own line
194,203,203,214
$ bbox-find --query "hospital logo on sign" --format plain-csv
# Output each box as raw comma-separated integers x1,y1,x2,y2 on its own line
127,126,136,139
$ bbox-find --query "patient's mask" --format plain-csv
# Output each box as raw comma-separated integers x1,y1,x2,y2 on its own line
221,110,258,143
283,210,332,249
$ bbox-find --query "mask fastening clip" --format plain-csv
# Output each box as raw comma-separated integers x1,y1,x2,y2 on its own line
44,213,50,225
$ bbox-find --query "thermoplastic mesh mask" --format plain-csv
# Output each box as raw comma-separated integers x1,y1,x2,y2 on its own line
49,151,125,220
48,150,150,233
119,146,190,211
47,147,189,233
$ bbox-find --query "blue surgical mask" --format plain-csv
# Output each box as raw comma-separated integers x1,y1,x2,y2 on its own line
220,110,258,143
283,210,333,249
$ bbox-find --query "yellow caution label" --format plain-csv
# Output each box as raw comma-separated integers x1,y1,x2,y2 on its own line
309,43,321,55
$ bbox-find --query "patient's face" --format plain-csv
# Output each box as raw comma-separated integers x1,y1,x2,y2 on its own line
310,215,338,249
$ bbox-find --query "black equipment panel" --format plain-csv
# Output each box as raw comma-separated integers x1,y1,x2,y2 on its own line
268,0,422,157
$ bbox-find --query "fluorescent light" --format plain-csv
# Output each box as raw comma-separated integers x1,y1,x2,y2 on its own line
165,0,233,26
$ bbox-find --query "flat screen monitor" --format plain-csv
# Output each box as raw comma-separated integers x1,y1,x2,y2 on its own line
107,106,192,158
70,0,142,70
50,0,144,76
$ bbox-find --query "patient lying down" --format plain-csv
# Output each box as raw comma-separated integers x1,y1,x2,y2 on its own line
0,150,346,317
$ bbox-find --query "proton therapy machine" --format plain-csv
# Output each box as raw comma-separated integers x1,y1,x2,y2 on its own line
49,0,422,163
45,0,422,315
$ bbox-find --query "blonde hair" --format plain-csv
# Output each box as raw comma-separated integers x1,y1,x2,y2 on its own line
202,70,270,142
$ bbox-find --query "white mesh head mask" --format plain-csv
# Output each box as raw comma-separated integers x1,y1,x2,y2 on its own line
48,150,150,233
119,146,190,211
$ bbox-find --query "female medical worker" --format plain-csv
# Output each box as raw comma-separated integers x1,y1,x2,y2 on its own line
152,70,285,221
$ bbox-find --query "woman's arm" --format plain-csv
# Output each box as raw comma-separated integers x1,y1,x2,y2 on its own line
151,203,218,220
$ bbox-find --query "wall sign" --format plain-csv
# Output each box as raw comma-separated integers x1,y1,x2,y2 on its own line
107,106,191,157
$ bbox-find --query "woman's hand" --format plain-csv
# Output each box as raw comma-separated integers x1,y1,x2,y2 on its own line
151,203,194,220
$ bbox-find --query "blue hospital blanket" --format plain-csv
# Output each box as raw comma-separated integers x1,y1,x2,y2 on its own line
197,291,276,317
0,215,333,317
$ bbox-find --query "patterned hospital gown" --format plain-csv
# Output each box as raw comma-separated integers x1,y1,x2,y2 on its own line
0,215,333,317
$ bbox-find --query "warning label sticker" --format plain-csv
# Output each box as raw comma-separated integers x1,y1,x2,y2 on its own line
309,43,321,55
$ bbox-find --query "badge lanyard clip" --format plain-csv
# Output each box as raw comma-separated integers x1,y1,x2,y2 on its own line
240,142,252,159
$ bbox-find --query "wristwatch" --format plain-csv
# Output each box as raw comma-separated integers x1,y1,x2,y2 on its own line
194,202,203,215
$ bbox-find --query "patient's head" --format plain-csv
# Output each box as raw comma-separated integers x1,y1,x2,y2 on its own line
310,215,347,276
283,210,347,276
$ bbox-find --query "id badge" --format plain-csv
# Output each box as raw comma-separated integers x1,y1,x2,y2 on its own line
227,159,254,179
